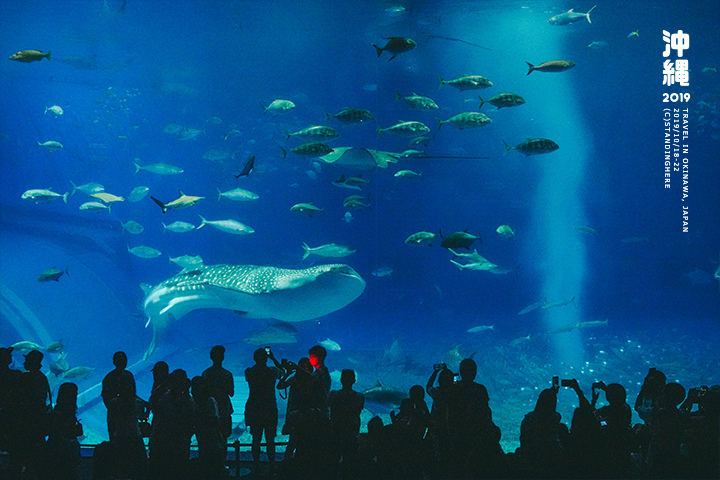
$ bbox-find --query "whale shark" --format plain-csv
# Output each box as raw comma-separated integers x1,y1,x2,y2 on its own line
142,263,366,359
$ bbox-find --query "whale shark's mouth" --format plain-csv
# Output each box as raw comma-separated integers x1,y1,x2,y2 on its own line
142,263,366,358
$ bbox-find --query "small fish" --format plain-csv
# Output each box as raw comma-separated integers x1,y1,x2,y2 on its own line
70,181,105,196
394,169,422,179
332,174,368,190
587,41,608,49
542,297,576,310
44,340,65,353
179,128,205,141
234,155,255,178
575,225,599,235
503,138,559,156
37,140,63,150
151,192,205,213
343,212,353,223
373,37,417,61
61,366,95,380
128,245,162,259
45,105,63,116
79,201,110,212
263,99,295,114
170,254,204,271
628,30,639,38
319,338,341,351
439,75,493,90
281,142,333,160
10,341,44,352
38,267,68,282
162,221,196,233
121,220,144,234
518,298,547,315
326,108,374,124
371,266,394,278
496,225,515,239
701,67,717,73
128,186,149,202
302,242,356,260
396,92,439,110
291,203,324,217
342,195,370,210
575,319,608,329
286,125,339,141
197,215,254,235
438,112,491,130
547,6,596,25
440,231,480,250
217,187,259,202
22,189,68,204
92,192,125,203
526,60,576,75
467,325,494,333
478,93,525,110
9,49,51,63
134,160,184,175
405,231,436,246
508,334,531,347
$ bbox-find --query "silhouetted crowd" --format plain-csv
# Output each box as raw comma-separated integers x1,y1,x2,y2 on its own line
1,344,718,480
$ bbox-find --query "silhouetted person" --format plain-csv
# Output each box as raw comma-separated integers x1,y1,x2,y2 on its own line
102,372,147,479
426,365,455,478
149,360,170,408
593,381,633,478
277,357,318,460
309,344,331,399
328,369,365,478
201,346,234,441
17,349,52,477
41,382,83,480
0,346,23,476
563,379,603,479
390,384,430,479
646,381,688,478
634,367,666,467
101,351,135,439
355,415,389,480
191,375,226,479
681,385,720,479
446,358,495,478
245,347,282,477
518,387,568,479
149,369,197,480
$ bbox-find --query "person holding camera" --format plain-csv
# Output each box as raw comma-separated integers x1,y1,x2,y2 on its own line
244,347,282,477
592,381,633,478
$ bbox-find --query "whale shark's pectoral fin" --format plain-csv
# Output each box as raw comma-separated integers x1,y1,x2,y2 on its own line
143,322,157,361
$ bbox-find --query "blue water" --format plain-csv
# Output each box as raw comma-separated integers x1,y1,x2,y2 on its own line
1,0,719,451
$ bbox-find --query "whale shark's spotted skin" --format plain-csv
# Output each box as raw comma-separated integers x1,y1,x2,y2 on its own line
142,263,366,358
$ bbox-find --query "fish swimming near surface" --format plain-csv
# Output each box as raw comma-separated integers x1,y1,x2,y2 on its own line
291,203,324,217
467,325,494,333
326,108,375,124
197,215,254,235
526,60,576,75
10,50,51,63
44,340,65,353
142,263,366,358
163,221,196,233
440,231,480,250
263,99,295,115
405,231,437,246
10,341,44,352
437,112,491,130
170,254,204,271
128,245,162,259
37,140,63,151
45,105,63,116
373,37,417,61
286,125,339,141
128,186,149,202
548,5,597,25
282,142,334,160
38,267,68,282
496,225,515,239
518,298,547,315
396,92,439,110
